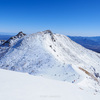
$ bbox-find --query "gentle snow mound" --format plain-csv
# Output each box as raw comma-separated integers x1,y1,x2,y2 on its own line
0,69,100,100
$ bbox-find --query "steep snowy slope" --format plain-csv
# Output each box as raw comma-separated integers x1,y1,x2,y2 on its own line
0,69,100,100
0,30,100,90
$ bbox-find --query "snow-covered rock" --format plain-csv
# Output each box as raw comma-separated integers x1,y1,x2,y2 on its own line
0,40,6,45
0,30,100,91
2,31,26,47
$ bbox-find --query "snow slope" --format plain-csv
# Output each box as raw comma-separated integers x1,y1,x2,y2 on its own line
0,69,100,100
0,30,100,91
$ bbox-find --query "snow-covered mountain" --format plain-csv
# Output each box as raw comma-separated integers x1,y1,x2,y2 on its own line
0,30,100,92
68,36,100,53
2,31,26,46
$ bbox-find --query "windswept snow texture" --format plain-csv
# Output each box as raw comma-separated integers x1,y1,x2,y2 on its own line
0,69,100,100
0,30,100,90
68,36,100,53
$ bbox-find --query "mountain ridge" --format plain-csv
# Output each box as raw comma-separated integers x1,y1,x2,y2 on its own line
0,30,100,91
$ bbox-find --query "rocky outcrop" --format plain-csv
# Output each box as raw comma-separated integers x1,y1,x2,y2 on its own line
2,31,26,46
0,40,6,45
43,30,56,42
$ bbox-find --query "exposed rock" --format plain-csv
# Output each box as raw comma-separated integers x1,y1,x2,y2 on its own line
95,73,100,78
0,40,6,45
2,31,26,46
43,30,53,35
16,31,26,38
42,30,56,42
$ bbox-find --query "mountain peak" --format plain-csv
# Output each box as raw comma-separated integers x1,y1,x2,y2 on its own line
41,30,56,42
43,30,53,35
2,31,26,46
16,31,26,38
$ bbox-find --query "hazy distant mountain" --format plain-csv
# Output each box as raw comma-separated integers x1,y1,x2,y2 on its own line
0,32,17,40
68,36,100,53
0,35,13,40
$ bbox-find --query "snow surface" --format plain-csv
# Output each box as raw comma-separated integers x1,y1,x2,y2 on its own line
0,69,100,100
0,30,100,92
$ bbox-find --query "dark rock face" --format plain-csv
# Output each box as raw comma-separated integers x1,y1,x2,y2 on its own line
2,31,26,46
0,40,6,45
43,30,53,35
95,73,100,78
16,31,26,38
43,30,56,42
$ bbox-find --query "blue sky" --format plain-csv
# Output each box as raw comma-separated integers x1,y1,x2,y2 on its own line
0,0,100,36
